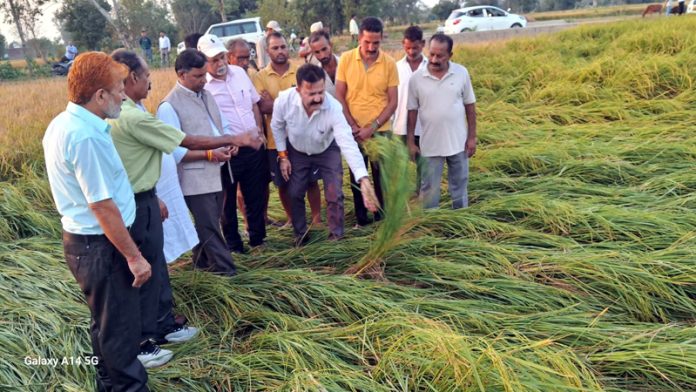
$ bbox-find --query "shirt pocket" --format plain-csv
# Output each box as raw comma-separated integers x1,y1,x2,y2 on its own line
181,161,205,170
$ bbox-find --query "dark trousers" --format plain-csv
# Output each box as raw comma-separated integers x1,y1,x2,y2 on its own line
185,191,236,275
288,141,344,238
63,232,149,392
131,190,175,342
350,134,386,225
221,147,267,249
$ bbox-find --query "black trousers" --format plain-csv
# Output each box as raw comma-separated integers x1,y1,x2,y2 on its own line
220,147,267,249
63,232,149,392
185,191,236,275
349,134,386,225
131,189,175,342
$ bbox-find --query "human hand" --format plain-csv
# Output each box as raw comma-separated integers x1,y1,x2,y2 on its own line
212,147,232,162
158,198,169,222
407,142,420,161
229,145,240,157
126,254,151,288
359,177,380,212
279,157,291,182
465,137,477,158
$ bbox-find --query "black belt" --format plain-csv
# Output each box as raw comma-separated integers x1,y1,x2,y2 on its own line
134,188,157,202
62,230,108,244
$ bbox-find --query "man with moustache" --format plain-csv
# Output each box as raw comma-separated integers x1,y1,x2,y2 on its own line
109,49,255,364
407,33,477,209
271,64,379,244
157,49,262,275
253,32,322,228
335,16,399,227
43,51,151,391
256,20,282,69
393,25,428,193
199,34,268,253
307,30,339,97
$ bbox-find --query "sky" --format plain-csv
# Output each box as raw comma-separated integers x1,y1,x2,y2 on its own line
1,0,441,44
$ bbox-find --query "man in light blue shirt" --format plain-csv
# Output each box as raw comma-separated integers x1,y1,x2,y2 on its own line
42,52,151,392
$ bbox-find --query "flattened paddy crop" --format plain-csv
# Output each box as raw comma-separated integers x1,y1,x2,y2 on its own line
1,17,696,391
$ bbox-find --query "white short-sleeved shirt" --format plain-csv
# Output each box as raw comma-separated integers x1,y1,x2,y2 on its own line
393,55,428,136
407,62,476,157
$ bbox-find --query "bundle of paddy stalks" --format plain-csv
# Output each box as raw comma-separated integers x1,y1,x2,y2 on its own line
5,16,696,392
344,136,418,278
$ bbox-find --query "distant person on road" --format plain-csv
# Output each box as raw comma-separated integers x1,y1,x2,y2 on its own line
64,42,77,61
665,0,673,15
271,64,379,245
43,51,151,391
335,16,399,226
349,15,359,43
139,30,153,63
678,0,686,14
393,25,428,194
407,33,477,210
159,31,171,67
256,20,282,69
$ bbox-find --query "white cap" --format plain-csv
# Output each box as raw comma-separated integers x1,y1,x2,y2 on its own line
197,34,227,58
310,21,323,33
266,20,282,32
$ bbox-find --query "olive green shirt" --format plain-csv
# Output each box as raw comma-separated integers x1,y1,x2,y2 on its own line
109,99,185,193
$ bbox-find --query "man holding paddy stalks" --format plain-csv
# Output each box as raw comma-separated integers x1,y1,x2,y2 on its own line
43,52,150,391
271,63,380,244
407,33,477,209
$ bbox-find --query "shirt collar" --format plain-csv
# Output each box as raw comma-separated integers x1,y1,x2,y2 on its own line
176,81,203,98
266,63,297,77
206,67,229,83
292,89,329,117
423,61,455,80
66,102,110,134
398,55,428,70
353,47,384,65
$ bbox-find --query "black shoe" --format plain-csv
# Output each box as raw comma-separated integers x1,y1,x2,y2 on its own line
294,233,310,247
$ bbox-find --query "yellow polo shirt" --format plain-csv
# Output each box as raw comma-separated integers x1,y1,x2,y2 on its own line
252,63,298,150
336,48,399,132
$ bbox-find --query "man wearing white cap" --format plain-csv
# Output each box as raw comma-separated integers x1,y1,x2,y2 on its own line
256,20,282,69
198,34,268,253
299,21,324,62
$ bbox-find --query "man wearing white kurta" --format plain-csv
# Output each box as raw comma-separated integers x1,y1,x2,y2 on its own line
271,64,379,244
407,34,477,209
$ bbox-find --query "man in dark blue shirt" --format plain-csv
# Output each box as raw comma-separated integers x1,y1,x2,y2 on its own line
139,30,153,63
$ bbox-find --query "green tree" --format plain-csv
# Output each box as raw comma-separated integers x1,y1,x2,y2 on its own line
119,0,177,48
56,0,112,50
0,33,6,59
431,0,461,20
171,0,220,37
0,0,49,74
258,0,295,31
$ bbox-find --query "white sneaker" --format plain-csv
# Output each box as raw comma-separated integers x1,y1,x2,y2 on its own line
164,325,199,343
137,340,173,368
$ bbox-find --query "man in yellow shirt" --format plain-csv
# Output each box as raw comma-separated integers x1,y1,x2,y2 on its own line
336,16,399,226
253,32,322,228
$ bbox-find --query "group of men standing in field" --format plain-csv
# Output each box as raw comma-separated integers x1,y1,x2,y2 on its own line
42,16,477,391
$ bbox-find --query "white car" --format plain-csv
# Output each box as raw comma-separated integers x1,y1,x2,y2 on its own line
176,17,265,58
444,6,527,34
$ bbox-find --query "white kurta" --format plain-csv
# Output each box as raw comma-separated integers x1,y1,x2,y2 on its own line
156,151,199,263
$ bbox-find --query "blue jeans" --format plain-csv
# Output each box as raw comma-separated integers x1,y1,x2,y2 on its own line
421,151,469,209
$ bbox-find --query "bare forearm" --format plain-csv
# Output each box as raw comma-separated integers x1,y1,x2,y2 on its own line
89,200,140,261
182,150,207,162
465,104,477,140
406,110,418,144
253,104,263,130
181,135,231,150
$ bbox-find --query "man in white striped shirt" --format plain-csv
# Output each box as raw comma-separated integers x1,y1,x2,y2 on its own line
271,64,379,245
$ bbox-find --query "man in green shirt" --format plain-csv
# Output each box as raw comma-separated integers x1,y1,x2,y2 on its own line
108,49,262,368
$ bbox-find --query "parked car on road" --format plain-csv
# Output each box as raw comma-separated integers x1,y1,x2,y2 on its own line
444,6,527,34
176,17,265,59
